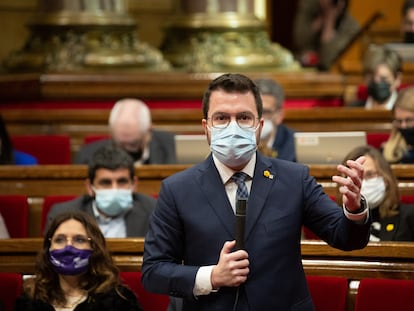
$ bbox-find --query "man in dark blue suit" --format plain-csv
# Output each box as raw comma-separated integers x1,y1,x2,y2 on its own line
142,73,371,310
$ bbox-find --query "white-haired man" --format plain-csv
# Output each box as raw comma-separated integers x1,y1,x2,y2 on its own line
75,98,176,165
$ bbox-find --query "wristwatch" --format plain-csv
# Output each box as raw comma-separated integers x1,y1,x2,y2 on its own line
345,196,368,214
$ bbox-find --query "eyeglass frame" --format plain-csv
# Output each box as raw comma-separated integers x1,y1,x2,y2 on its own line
49,234,92,249
392,117,414,128
207,111,260,129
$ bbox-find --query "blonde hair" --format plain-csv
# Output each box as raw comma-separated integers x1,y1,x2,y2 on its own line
362,45,402,78
383,87,414,163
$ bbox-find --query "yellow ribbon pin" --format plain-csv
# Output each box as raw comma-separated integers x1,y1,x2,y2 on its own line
263,170,274,179
386,224,394,232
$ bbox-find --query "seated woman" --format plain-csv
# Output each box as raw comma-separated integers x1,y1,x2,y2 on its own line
0,115,37,165
349,45,402,110
383,87,414,163
14,210,143,311
344,145,414,241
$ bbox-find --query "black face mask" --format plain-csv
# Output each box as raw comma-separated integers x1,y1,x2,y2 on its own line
127,149,143,161
399,127,414,146
404,32,414,43
367,80,391,103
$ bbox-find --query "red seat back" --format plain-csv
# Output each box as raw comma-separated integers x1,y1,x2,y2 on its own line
11,135,71,164
366,132,390,149
307,275,348,311
0,273,22,311
83,135,110,144
120,272,169,311
41,195,77,235
0,195,29,238
354,278,414,311
400,195,414,204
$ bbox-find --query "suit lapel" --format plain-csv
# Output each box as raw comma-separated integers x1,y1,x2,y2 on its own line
245,154,275,241
196,157,236,237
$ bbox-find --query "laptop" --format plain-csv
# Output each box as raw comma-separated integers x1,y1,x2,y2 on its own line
294,131,367,164
174,134,211,164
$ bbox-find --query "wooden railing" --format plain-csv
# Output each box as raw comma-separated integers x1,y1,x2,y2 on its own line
1,238,414,311
1,164,414,237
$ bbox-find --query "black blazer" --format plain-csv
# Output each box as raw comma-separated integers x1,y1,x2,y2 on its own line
45,193,156,237
74,130,176,164
14,285,142,311
379,204,414,241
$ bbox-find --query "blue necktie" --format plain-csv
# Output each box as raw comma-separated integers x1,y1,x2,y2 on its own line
231,172,249,200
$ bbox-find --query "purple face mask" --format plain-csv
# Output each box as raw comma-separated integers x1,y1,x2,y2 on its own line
49,245,92,276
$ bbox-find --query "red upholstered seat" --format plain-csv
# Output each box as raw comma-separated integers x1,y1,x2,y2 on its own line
366,132,390,149
83,134,110,144
11,135,71,164
354,278,414,311
120,272,169,311
400,195,414,204
0,195,29,238
306,275,348,311
41,195,77,235
0,273,23,311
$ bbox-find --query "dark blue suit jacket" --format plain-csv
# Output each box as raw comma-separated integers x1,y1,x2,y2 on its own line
142,153,370,310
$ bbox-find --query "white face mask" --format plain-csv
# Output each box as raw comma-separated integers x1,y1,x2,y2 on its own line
93,188,133,217
209,121,258,168
361,176,386,209
260,119,274,140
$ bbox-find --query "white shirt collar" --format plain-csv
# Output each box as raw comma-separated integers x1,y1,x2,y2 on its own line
212,152,256,184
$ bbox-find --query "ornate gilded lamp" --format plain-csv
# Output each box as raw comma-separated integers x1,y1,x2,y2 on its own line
161,0,300,71
3,0,170,72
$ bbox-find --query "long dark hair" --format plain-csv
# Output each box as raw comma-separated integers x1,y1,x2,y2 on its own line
0,115,13,164
24,211,121,305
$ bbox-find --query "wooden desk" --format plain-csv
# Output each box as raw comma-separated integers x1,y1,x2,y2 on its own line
1,238,413,311
1,238,414,278
1,164,414,237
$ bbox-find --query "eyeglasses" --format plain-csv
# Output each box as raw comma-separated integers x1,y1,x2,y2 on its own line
392,117,414,128
50,234,91,249
208,112,259,129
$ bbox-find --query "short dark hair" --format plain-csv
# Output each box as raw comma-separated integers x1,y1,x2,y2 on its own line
402,0,414,16
88,145,135,182
202,73,263,119
254,78,285,110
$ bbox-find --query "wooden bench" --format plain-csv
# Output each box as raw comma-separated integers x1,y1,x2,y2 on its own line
1,238,413,311
0,108,393,161
1,164,414,237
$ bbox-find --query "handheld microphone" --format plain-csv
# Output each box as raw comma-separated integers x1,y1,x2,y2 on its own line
235,198,247,250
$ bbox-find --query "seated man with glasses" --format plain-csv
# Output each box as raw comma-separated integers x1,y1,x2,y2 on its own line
383,86,414,163
45,145,156,237
254,78,296,161
344,145,414,241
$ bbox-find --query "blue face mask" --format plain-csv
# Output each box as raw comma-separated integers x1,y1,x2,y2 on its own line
209,121,258,167
93,188,133,217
